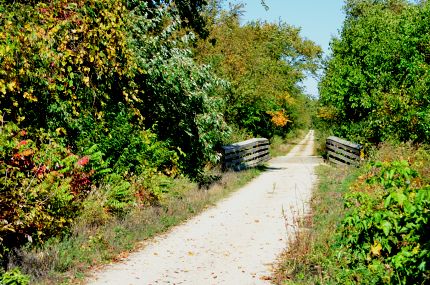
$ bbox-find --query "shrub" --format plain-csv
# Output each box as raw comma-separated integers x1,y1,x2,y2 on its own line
339,160,430,284
74,105,180,177
0,123,108,264
103,174,134,215
0,268,30,285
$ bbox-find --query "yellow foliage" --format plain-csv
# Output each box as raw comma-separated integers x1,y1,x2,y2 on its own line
267,110,291,127
0,0,137,123
371,240,382,256
317,106,337,119
283,91,296,105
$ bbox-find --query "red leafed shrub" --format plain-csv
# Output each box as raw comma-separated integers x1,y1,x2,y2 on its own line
0,123,106,263
77,156,90,167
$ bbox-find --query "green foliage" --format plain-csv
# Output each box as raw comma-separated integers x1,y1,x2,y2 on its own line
0,0,136,129
274,144,430,285
319,0,430,145
74,105,180,177
0,268,30,285
0,0,230,271
128,4,230,172
143,0,210,38
195,8,322,138
0,0,229,175
339,160,430,284
103,174,134,215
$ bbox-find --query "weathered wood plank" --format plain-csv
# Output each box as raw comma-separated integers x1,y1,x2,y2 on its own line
222,138,270,170
327,136,361,149
222,138,269,155
224,145,269,160
231,154,270,170
225,150,270,167
326,140,360,155
326,136,362,166
228,154,269,169
327,150,359,165
326,145,360,160
328,156,349,166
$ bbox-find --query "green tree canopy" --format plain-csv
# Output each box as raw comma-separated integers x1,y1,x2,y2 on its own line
195,7,322,138
319,0,430,145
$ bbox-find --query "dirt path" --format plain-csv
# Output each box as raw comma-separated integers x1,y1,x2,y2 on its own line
88,130,320,285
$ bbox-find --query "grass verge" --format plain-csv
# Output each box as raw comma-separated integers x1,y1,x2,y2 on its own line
272,164,360,284
270,129,308,157
15,169,263,285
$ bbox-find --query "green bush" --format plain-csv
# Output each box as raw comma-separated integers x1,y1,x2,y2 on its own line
129,6,231,172
103,174,134,215
339,160,430,284
0,268,30,285
74,105,180,177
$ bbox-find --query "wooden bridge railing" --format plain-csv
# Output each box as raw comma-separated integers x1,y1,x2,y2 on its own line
326,136,362,166
222,138,270,170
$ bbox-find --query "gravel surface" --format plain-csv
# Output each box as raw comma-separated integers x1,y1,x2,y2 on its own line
88,130,320,285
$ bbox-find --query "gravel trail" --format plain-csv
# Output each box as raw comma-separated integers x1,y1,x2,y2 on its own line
88,130,320,285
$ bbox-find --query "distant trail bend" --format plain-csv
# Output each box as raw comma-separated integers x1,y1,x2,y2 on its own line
88,130,321,285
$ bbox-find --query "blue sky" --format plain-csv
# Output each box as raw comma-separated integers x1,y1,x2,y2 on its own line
232,0,346,97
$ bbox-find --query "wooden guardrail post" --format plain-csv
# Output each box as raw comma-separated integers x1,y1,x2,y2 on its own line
222,138,270,171
326,136,362,166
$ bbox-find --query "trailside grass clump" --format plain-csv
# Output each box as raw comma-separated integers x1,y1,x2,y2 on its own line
274,143,430,284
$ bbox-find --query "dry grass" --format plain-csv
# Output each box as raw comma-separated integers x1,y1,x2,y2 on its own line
272,164,356,285
313,128,333,157
273,213,319,284
272,209,317,284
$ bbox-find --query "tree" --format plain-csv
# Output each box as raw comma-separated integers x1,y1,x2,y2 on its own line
319,0,430,145
195,7,322,138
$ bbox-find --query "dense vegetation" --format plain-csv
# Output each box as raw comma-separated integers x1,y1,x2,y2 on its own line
275,144,430,284
195,4,321,138
276,1,430,284
319,0,430,146
5,0,429,283
339,155,430,283
0,0,319,282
